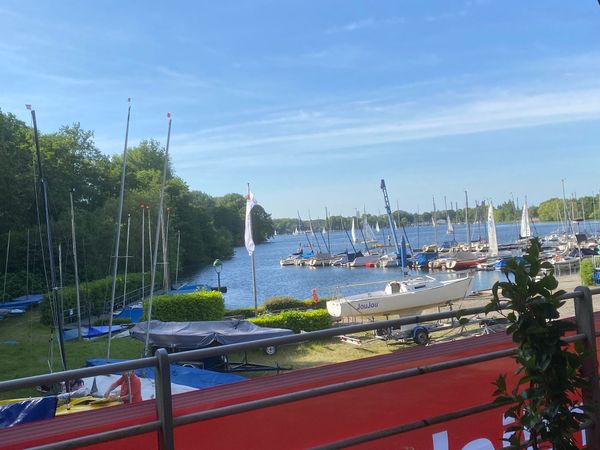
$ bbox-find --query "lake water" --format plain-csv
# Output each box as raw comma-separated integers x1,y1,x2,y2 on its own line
186,221,581,310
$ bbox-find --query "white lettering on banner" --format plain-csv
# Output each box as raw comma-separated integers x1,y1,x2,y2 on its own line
432,431,448,450
431,413,587,449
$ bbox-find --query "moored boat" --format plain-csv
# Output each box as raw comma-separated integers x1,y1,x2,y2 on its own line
326,275,472,318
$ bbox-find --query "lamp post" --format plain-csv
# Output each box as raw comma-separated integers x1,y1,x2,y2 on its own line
213,259,222,292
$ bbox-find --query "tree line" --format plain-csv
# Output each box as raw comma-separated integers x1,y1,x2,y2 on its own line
273,196,600,233
0,110,274,300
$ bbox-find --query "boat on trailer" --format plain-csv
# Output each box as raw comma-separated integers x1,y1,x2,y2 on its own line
326,275,472,319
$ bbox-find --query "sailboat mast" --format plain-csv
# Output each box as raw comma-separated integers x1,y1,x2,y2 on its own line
175,230,181,287
432,195,438,247
416,206,420,249
69,190,82,339
144,113,173,356
561,179,572,235
2,231,10,301
140,204,145,300
341,217,358,254
29,106,67,371
122,214,131,308
308,210,322,253
464,190,471,250
325,207,331,254
107,99,132,359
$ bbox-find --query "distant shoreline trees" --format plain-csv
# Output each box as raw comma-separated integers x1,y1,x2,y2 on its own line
273,196,599,234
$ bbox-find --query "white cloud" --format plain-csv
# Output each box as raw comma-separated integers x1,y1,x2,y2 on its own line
326,16,405,34
170,84,600,169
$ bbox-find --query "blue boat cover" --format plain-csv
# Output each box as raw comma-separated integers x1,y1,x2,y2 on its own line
0,294,44,310
85,359,246,389
0,397,57,428
130,319,294,350
115,306,144,323
64,325,125,341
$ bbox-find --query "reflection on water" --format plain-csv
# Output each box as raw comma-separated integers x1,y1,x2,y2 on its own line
187,222,568,310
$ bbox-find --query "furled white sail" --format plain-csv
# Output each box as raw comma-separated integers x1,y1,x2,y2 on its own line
446,215,454,235
487,204,498,257
520,202,531,238
351,218,357,243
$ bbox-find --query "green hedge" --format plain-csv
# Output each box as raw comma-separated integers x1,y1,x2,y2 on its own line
41,272,151,325
225,307,263,318
581,259,594,286
144,291,225,322
263,296,303,312
250,309,332,333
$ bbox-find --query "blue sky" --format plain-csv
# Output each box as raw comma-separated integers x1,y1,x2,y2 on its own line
2,0,600,218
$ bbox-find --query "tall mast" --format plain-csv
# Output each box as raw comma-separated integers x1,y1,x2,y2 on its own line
144,113,173,357
69,190,82,339
29,105,67,371
464,190,471,250
140,204,145,300
122,214,131,308
174,230,181,287
432,195,438,247
561,179,572,235
107,98,132,359
2,231,10,301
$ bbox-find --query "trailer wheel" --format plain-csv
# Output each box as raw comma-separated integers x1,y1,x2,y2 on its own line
264,346,277,356
413,328,429,345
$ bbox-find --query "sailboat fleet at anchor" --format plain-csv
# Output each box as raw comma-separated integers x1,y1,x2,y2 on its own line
280,182,599,321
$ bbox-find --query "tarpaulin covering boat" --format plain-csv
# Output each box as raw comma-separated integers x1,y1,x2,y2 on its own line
130,320,294,351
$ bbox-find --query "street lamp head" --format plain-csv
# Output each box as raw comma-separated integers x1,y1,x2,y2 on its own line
213,259,222,274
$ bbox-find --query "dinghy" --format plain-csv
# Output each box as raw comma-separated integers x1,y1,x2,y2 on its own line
326,275,472,319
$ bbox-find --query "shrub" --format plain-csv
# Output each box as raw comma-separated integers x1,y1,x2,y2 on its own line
301,298,330,310
225,307,263,319
250,309,332,333
40,272,152,325
144,291,225,322
263,296,303,312
580,258,594,286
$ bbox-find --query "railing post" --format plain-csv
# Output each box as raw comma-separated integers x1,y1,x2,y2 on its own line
574,285,600,448
154,348,175,450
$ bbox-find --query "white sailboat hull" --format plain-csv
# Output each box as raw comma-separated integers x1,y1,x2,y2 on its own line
349,253,381,267
327,276,472,318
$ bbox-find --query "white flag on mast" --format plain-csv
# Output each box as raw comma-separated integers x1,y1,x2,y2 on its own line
245,191,257,255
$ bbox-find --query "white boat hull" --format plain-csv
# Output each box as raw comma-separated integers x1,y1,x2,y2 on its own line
349,253,381,267
327,276,472,318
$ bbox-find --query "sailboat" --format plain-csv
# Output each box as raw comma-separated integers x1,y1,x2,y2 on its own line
375,221,380,233
487,203,499,257
363,218,377,243
520,201,532,240
351,218,358,244
327,275,472,319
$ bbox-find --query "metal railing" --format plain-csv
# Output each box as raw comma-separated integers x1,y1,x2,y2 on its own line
1,286,599,450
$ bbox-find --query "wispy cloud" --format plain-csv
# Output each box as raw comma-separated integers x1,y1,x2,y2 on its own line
171,83,600,170
326,16,405,34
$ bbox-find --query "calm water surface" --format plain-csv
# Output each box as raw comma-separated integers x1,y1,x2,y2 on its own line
187,221,582,310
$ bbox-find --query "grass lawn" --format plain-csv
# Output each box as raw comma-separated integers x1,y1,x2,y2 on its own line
0,307,487,400
0,307,144,400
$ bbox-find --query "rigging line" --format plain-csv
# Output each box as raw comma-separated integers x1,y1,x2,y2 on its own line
32,155,50,293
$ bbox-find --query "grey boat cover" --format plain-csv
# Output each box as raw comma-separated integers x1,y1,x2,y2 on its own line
130,320,294,350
